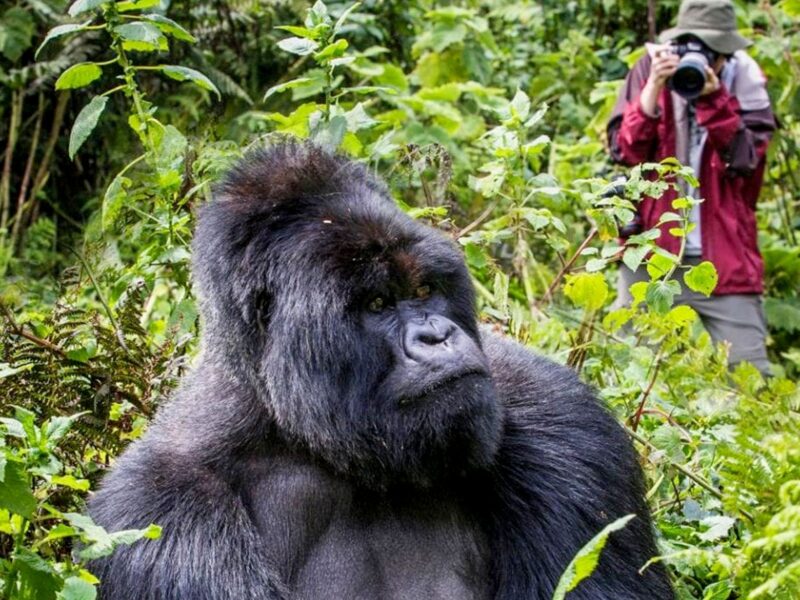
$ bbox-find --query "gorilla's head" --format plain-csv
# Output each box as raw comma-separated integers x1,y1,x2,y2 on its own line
194,142,501,487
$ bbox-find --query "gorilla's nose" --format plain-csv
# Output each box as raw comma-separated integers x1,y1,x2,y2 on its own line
404,316,457,360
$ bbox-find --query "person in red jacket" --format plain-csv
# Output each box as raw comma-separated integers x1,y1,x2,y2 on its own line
608,0,777,374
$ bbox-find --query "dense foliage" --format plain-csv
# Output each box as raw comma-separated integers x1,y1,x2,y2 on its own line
1,1,799,598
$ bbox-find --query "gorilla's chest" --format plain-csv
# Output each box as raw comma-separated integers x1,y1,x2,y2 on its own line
243,459,490,599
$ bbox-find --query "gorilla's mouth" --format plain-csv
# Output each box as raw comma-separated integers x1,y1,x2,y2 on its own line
397,369,491,406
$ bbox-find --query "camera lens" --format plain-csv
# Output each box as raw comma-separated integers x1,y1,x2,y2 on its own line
669,52,708,100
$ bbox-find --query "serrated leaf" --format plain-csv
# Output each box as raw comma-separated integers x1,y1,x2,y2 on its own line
57,576,96,600
140,13,196,42
55,63,102,90
684,261,718,297
0,417,26,438
51,475,91,491
645,279,681,315
117,0,159,12
159,65,220,98
622,245,650,272
553,514,636,600
36,20,92,58
114,21,164,52
44,413,86,448
0,7,35,62
333,2,361,34
0,461,36,518
277,36,319,56
69,96,108,159
563,272,609,312
68,0,105,17
263,77,314,100
315,38,348,61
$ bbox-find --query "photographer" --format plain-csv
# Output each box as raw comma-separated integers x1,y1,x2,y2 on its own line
607,0,777,374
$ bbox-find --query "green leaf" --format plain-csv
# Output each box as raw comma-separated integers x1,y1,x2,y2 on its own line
57,576,97,600
645,279,681,315
158,65,220,98
0,417,26,438
114,21,165,52
68,0,105,17
0,7,35,62
51,475,91,491
683,261,718,297
315,38,348,61
563,273,609,312
117,0,160,12
264,77,315,100
277,36,319,56
140,13,196,42
44,413,86,448
552,514,636,600
55,63,103,90
36,20,92,58
622,245,650,272
0,461,36,518
69,96,108,160
333,2,361,34
275,25,318,39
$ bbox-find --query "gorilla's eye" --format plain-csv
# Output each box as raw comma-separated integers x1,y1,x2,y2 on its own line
367,296,388,313
415,285,431,300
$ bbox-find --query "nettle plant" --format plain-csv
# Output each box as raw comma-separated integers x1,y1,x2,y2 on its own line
39,0,219,160
0,408,160,600
264,1,396,152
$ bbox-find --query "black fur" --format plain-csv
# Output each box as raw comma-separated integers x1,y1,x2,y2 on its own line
89,141,674,599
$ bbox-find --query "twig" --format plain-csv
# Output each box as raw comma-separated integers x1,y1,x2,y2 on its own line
0,303,66,357
542,226,598,302
457,200,498,239
631,347,663,431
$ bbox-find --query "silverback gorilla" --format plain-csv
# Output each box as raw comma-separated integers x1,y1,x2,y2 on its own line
89,141,674,599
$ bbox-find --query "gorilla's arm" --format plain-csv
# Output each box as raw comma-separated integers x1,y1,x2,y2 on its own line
482,332,673,599
88,374,288,600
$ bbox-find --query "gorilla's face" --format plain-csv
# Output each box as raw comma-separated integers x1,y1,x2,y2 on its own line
196,144,502,487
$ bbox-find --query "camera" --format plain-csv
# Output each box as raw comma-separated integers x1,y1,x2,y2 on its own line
667,39,719,100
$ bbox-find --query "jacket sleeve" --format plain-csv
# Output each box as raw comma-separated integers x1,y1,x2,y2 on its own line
608,55,660,165
694,84,776,176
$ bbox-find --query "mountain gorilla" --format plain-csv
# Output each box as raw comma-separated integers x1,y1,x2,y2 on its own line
89,141,673,599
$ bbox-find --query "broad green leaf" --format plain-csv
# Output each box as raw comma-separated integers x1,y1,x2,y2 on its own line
0,7,35,62
55,63,103,90
114,21,165,52
44,413,87,448
333,2,361,34
13,548,62,599
277,36,319,56
264,77,315,100
69,96,108,160
553,514,636,600
140,13,196,42
57,576,97,600
684,261,718,297
159,65,220,98
315,38,348,61
117,0,160,12
0,461,36,518
622,245,650,272
645,279,681,315
563,273,609,312
275,25,318,39
36,20,92,58
510,88,531,120
68,0,105,17
0,417,26,438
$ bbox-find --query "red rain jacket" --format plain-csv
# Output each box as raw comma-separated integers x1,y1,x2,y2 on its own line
608,54,776,295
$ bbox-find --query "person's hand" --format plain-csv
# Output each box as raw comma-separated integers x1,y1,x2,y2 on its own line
646,50,680,90
699,65,721,96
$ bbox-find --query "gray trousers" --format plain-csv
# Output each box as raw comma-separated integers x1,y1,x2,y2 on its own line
617,259,771,374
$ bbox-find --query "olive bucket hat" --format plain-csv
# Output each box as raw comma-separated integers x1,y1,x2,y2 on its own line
659,0,751,55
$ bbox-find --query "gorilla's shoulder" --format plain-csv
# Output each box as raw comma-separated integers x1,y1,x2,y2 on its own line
480,328,628,448
481,328,595,409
